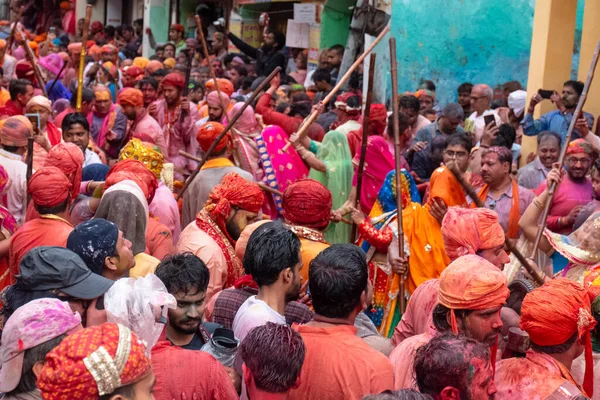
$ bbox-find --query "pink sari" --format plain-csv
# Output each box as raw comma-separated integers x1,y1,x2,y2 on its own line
228,103,263,181
352,136,395,214
255,125,308,218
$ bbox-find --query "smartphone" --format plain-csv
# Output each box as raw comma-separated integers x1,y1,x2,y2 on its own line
483,114,496,128
538,89,554,99
24,113,40,132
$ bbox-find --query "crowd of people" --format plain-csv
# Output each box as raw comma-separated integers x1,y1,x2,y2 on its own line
0,2,600,400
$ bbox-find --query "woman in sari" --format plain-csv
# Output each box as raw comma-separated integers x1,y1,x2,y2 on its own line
0,165,19,291
255,125,308,219
228,102,264,181
294,130,353,244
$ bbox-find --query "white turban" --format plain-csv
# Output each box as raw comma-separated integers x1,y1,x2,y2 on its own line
508,90,527,118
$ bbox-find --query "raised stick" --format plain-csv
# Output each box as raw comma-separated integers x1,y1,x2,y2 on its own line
176,66,282,200
48,60,68,95
446,163,545,285
282,25,390,152
15,31,47,97
389,37,407,314
530,37,600,259
195,16,230,125
2,6,24,60
353,53,376,240
25,136,33,205
76,5,93,111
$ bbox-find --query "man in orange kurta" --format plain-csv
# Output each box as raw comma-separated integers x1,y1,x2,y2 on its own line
8,167,75,283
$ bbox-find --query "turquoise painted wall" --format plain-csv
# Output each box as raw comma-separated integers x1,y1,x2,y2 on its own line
390,0,536,106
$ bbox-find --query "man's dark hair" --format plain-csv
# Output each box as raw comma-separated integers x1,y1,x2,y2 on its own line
229,64,248,78
537,130,562,146
104,25,115,38
240,322,306,393
444,133,473,154
363,390,433,400
564,80,585,96
430,135,447,153
134,18,143,27
164,43,176,52
290,93,312,118
139,77,159,90
269,31,286,50
387,112,410,137
243,222,301,287
99,384,135,400
531,331,578,354
276,102,290,114
419,79,436,92
328,44,345,55
152,69,170,78
241,75,254,91
6,334,67,396
155,252,210,296
493,123,516,150
346,94,361,109
69,87,94,108
414,333,490,398
308,244,368,319
35,196,69,215
457,82,473,94
312,68,331,85
121,24,134,33
399,95,420,113
62,112,89,133
9,79,32,101
431,303,473,332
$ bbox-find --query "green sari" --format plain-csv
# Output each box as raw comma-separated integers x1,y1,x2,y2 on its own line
309,130,353,244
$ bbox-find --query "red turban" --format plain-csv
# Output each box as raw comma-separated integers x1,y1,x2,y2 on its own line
171,24,184,33
441,207,505,261
282,179,332,230
567,138,593,155
145,60,163,75
196,122,231,153
38,323,151,400
125,65,143,78
161,73,185,89
90,21,103,33
45,142,83,201
521,278,597,396
28,167,72,207
117,88,144,108
370,104,387,121
15,61,34,79
105,159,158,204
206,173,264,243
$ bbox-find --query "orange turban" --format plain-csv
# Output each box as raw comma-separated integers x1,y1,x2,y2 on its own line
145,60,163,75
161,72,184,89
105,159,158,204
38,323,151,400
45,142,83,201
163,58,176,69
196,122,231,153
67,42,82,53
28,167,72,207
88,45,101,57
438,254,509,334
124,65,143,78
441,207,505,261
282,179,332,230
0,115,32,147
206,173,264,243
205,78,234,97
117,88,144,108
521,278,597,396
132,57,149,70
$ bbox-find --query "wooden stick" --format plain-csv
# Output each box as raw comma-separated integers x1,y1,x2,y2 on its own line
77,5,93,111
195,16,230,125
176,66,282,200
15,31,47,97
389,37,407,314
530,37,600,259
282,25,390,152
2,6,24,60
353,53,376,240
48,60,68,95
26,136,33,205
446,163,545,285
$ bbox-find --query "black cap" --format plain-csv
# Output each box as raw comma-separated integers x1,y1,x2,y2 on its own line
16,246,114,299
67,218,119,275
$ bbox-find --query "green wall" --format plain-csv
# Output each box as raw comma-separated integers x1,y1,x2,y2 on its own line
320,0,354,49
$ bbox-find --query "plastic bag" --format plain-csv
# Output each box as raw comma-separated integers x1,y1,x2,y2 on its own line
200,328,240,367
104,274,176,357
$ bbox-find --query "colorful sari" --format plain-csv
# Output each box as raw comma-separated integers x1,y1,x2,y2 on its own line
228,103,263,181
255,125,308,219
0,166,18,290
309,130,353,244
360,169,420,337
352,136,396,215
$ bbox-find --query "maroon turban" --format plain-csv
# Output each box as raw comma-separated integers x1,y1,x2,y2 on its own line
160,73,185,90
282,179,332,230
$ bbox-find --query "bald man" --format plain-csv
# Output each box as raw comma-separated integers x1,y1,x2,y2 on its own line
467,83,500,143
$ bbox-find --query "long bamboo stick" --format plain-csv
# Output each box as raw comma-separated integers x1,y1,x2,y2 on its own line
176,66,282,200
2,6,24,60
389,37,407,314
282,25,390,152
76,5,93,111
15,31,47,97
48,60,68,95
446,163,545,285
353,53,376,240
530,36,600,259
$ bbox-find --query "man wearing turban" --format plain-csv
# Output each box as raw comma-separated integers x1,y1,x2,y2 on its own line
90,86,128,159
148,72,198,180
346,103,388,158
280,179,332,282
118,88,167,157
389,255,509,389
8,167,75,284
495,279,595,398
178,173,264,303
182,122,254,227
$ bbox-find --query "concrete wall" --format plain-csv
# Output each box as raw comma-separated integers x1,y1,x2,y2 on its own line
390,0,535,106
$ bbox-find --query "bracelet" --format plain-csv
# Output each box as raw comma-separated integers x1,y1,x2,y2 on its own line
309,140,319,154
86,180,94,194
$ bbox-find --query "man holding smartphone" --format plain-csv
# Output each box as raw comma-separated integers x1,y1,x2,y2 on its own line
523,80,594,142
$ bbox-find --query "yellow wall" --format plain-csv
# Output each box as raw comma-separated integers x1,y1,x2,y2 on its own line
578,0,600,131
522,0,578,165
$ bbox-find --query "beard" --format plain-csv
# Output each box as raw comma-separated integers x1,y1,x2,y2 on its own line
171,316,201,335
225,217,243,242
285,279,302,303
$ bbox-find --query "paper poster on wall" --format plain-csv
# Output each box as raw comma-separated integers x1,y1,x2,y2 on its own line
286,20,310,49
294,4,316,24
307,23,321,70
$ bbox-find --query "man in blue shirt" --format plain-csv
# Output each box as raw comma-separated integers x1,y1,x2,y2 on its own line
522,80,593,142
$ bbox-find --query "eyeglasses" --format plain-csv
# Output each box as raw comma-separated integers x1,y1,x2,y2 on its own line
444,150,469,159
567,157,591,165
470,95,489,101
